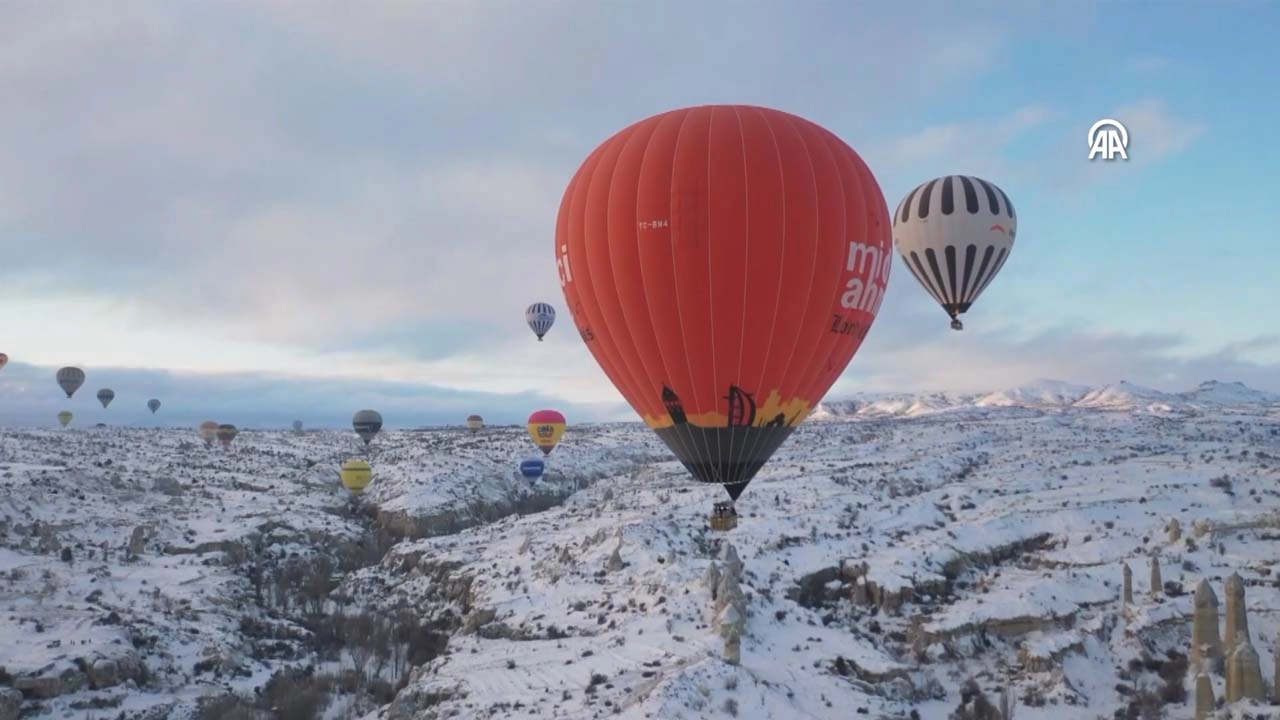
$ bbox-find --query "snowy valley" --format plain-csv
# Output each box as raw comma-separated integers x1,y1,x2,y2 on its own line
2,379,1280,720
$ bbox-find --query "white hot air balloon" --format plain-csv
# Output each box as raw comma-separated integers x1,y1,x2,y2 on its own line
892,174,1016,330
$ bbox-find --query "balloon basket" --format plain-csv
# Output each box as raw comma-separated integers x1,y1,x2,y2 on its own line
708,501,738,532
950,318,963,331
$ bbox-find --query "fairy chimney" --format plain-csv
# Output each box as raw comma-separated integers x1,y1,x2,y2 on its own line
1226,640,1264,702
1274,638,1280,704
704,561,722,598
1149,555,1163,597
1167,517,1182,543
1122,563,1133,605
1190,579,1222,666
1223,572,1248,653
722,622,742,665
722,543,742,576
1194,668,1214,720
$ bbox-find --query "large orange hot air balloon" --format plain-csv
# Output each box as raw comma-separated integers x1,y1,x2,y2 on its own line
555,104,891,505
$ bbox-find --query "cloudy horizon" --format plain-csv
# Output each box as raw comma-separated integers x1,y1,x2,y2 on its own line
2,1,1276,428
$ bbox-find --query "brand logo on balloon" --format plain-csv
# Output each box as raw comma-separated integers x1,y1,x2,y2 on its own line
555,104,892,501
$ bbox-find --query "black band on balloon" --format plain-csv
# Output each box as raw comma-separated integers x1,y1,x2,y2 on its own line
653,424,795,500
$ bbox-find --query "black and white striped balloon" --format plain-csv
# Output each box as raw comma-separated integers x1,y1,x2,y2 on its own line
525,302,556,341
892,175,1016,330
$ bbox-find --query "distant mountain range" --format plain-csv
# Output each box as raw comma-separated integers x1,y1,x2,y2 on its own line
813,379,1280,419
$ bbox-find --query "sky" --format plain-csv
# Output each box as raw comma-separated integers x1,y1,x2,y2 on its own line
1,0,1278,428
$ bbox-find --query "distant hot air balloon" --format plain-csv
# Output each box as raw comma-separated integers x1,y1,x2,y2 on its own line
555,104,891,509
199,421,219,447
519,457,545,478
526,302,556,341
147,398,161,414
892,175,1016,331
526,410,566,456
57,411,73,427
466,414,484,432
293,420,304,434
216,423,238,448
0,353,8,371
340,459,373,494
56,367,85,398
97,388,115,408
352,410,383,445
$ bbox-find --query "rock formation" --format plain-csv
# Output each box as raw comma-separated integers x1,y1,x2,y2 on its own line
1226,639,1264,702
1149,555,1162,597
1122,563,1133,605
1194,668,1214,720
704,561,721,598
1223,572,1248,654
1190,579,1222,666
720,605,743,666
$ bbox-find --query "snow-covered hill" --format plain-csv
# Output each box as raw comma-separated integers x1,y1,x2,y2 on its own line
2,381,1279,720
814,378,1280,420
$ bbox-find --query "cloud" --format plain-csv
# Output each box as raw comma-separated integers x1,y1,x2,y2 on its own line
1113,98,1205,165
7,0,1248,420
866,96,1205,204
1126,54,1170,74
865,104,1057,185
0,359,631,429
831,284,1280,396
1,1,1058,395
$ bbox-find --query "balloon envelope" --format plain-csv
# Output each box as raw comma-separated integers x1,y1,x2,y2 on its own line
352,410,383,445
519,458,545,478
554,104,891,500
340,459,373,494
147,398,161,414
293,420,304,432
0,353,8,371
526,302,556,341
199,421,219,446
892,174,1016,330
97,388,115,408
57,411,73,427
526,409,566,455
216,423,238,447
466,414,484,432
56,367,85,398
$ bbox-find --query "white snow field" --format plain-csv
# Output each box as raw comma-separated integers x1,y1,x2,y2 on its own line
2,379,1279,720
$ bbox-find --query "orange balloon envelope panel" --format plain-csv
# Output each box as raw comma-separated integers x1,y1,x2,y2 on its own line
526,409,566,455
555,104,891,500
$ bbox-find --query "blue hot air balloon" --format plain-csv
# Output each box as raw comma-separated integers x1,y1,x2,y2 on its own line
519,458,545,478
525,302,556,341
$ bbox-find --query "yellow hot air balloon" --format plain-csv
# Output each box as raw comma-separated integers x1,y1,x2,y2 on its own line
57,411,73,427
340,460,373,494
466,414,484,432
526,409,566,456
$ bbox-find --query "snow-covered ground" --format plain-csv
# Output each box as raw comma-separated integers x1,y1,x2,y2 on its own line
3,379,1279,719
